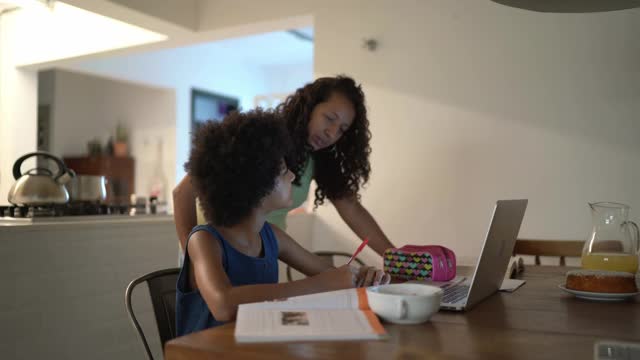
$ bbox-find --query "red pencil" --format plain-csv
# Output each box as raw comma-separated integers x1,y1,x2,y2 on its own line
347,238,369,265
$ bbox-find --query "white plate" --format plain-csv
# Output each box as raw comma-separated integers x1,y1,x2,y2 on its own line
558,285,639,302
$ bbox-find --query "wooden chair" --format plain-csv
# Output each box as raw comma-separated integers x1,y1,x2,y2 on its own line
286,251,365,282
513,239,584,266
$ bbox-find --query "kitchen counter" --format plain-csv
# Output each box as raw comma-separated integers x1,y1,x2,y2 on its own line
1,212,179,359
0,213,174,227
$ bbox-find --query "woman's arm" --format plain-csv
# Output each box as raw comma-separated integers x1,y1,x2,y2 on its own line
172,175,197,251
272,225,334,277
331,196,395,256
188,230,357,322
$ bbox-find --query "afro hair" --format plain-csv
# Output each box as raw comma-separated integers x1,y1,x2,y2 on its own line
185,108,292,227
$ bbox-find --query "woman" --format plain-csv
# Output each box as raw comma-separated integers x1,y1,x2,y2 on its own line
173,75,394,256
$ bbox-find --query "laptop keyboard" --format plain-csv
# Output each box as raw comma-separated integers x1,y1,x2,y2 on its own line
442,284,470,304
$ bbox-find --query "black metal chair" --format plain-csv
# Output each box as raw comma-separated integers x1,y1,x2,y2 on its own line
286,251,365,282
125,268,180,360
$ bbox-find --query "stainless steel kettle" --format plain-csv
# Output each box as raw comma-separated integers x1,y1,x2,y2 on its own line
7,151,76,205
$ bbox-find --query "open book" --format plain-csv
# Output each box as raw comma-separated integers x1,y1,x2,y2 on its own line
234,288,387,343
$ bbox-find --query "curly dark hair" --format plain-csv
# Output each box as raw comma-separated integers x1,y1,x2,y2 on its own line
275,75,371,208
185,109,292,227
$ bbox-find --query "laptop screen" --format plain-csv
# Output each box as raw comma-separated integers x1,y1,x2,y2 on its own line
464,199,528,309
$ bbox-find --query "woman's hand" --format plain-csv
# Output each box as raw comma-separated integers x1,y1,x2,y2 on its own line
356,266,391,287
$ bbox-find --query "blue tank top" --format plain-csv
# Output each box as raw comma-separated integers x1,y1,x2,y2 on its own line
175,223,279,336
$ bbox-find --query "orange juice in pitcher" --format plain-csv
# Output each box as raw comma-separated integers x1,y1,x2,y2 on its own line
582,202,640,274
581,253,639,273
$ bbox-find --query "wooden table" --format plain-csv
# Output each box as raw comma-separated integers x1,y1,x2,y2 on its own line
165,267,639,359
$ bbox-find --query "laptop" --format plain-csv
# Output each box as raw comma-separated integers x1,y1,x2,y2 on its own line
430,199,528,311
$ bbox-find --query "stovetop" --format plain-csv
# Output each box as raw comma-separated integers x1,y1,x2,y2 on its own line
0,203,134,218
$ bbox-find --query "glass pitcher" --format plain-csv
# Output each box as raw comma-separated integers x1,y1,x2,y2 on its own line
582,202,639,273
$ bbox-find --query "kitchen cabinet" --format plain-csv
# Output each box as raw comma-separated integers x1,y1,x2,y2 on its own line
63,156,134,204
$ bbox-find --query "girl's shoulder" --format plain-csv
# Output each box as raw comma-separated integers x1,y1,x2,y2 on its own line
187,224,217,244
187,225,221,252
186,224,226,258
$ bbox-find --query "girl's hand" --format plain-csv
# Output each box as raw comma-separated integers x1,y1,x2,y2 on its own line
320,265,391,289
321,264,359,289
356,266,391,287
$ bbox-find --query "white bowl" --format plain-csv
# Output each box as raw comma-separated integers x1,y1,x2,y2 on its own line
366,283,442,325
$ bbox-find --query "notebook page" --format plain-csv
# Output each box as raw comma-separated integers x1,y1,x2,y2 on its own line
235,308,384,343
240,288,363,311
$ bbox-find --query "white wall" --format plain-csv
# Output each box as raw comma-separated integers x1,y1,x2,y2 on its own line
1,9,313,208
108,0,198,31
0,13,38,206
39,69,176,205
260,62,314,98
37,69,55,105
194,0,640,265
65,35,313,184
7,2,166,67
63,44,266,186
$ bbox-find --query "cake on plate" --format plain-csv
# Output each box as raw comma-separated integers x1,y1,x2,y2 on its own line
565,270,637,293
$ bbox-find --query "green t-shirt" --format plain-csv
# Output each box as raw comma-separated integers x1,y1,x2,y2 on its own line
196,158,314,230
